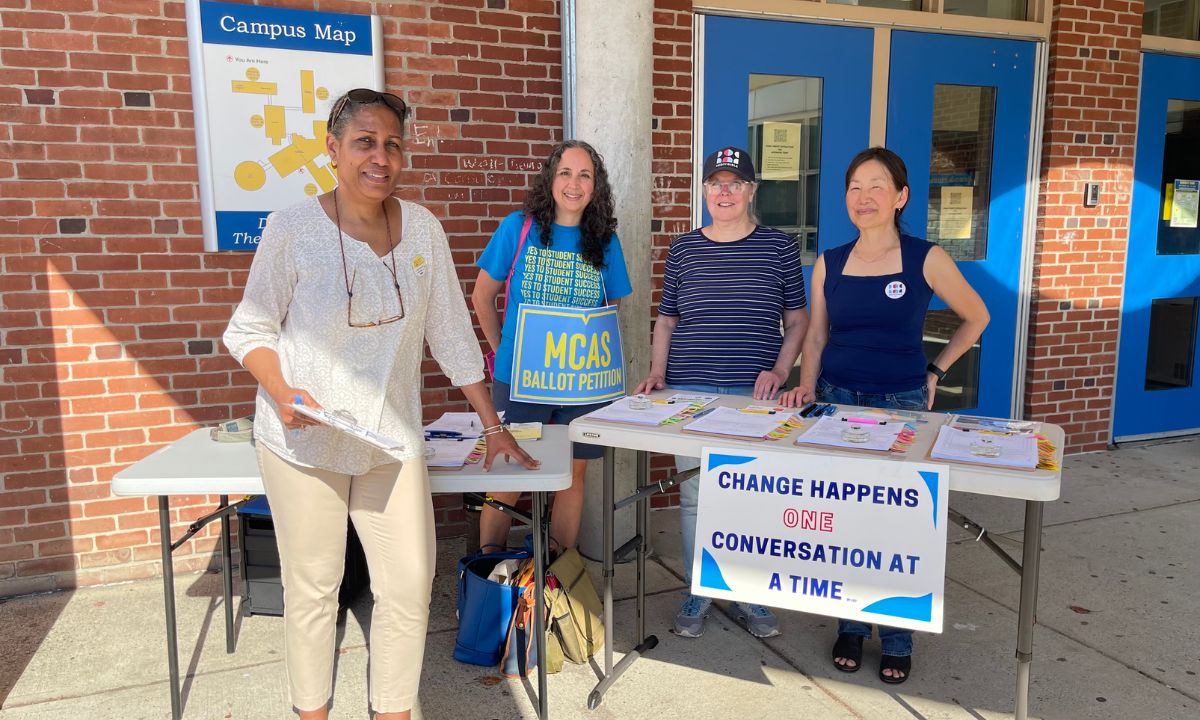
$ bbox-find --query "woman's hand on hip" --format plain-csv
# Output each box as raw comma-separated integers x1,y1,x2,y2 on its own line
483,429,541,471
925,374,938,410
753,369,787,401
632,374,665,396
779,385,814,408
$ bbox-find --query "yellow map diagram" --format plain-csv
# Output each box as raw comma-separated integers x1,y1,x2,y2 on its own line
229,66,336,198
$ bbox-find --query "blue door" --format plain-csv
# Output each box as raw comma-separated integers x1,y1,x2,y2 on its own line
702,15,873,271
1114,53,1200,439
887,31,1038,418
702,18,1038,418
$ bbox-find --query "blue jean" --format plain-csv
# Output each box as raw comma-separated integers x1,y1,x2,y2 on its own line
672,383,756,585
818,376,927,657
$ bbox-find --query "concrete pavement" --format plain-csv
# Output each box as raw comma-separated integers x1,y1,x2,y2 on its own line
1,436,1197,719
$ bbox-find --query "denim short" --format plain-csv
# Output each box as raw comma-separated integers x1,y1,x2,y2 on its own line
491,381,604,460
816,376,928,412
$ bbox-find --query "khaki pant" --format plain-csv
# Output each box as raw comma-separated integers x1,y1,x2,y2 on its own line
257,446,436,714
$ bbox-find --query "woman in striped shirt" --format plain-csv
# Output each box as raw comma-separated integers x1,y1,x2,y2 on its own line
634,145,810,640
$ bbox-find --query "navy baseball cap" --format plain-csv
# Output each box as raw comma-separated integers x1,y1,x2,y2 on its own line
702,146,756,183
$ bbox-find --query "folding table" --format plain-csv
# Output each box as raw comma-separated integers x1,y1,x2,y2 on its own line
112,425,573,720
569,394,1062,720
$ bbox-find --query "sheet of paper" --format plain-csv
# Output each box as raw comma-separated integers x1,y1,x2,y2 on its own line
584,396,685,426
665,393,718,408
939,185,974,240
292,404,404,451
1170,179,1199,229
423,412,487,438
506,422,543,440
761,121,801,181
424,438,477,468
682,406,783,439
930,426,1037,468
794,415,903,452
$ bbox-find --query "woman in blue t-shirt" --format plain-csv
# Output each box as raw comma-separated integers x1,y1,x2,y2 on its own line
471,140,632,552
634,146,810,640
782,147,989,684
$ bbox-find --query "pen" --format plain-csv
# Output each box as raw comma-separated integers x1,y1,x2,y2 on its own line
691,407,717,420
798,403,816,417
425,430,462,439
844,417,886,425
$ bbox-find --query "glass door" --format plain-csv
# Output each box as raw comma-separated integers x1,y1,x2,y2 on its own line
702,15,875,273
1114,53,1200,439
887,31,1038,417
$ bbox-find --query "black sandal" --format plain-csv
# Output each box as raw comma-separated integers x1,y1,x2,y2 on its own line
831,633,864,673
879,653,911,684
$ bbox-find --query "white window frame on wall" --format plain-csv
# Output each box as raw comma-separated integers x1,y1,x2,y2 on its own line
693,0,1051,39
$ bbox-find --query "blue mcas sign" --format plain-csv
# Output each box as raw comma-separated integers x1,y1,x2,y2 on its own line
510,303,624,405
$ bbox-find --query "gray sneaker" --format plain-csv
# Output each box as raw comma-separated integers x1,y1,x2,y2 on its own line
730,601,781,638
673,593,713,638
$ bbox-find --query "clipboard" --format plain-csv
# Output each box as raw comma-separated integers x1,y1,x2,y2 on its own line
292,403,404,452
925,426,1044,472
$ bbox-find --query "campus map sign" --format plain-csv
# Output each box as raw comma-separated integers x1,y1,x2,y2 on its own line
510,304,625,405
693,448,949,633
186,0,383,250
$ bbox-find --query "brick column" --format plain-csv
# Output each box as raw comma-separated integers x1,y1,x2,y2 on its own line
1027,0,1143,452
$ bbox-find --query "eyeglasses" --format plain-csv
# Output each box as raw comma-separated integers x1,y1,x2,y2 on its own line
328,88,409,129
333,187,405,328
703,180,752,195
345,267,405,328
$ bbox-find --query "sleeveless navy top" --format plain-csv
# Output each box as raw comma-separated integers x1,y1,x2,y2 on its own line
820,235,935,393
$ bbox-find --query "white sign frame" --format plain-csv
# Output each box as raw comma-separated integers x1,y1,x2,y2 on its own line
186,0,384,251
693,446,950,633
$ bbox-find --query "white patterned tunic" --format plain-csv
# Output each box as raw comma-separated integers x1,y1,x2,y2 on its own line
223,197,484,475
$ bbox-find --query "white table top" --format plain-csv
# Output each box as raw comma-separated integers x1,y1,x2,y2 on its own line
112,426,574,497
569,394,1063,501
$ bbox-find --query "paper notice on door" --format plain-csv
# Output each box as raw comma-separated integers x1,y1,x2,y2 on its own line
939,186,974,240
761,121,801,181
1169,179,1199,229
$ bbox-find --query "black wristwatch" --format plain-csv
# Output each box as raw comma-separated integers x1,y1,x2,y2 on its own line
926,362,947,381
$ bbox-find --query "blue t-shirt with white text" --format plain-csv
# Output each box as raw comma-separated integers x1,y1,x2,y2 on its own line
477,211,633,384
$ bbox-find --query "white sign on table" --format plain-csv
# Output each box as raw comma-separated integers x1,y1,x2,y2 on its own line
693,447,949,633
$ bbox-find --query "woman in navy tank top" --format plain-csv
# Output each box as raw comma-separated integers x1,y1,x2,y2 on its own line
782,148,989,684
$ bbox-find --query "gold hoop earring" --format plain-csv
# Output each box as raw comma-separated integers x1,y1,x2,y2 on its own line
330,160,338,169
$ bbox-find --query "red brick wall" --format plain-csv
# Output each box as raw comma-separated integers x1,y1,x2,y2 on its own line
648,0,694,507
1026,0,1141,452
0,0,561,595
0,0,1149,594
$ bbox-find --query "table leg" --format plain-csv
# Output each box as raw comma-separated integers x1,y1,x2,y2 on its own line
220,495,235,654
1014,500,1045,720
602,445,614,675
635,450,648,642
587,448,658,710
532,491,549,720
158,496,182,720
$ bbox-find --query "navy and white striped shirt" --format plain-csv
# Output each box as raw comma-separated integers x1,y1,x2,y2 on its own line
659,226,807,386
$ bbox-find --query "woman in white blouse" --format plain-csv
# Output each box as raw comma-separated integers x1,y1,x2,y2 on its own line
223,89,536,720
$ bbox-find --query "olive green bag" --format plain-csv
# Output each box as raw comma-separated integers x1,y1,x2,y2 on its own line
544,548,604,663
